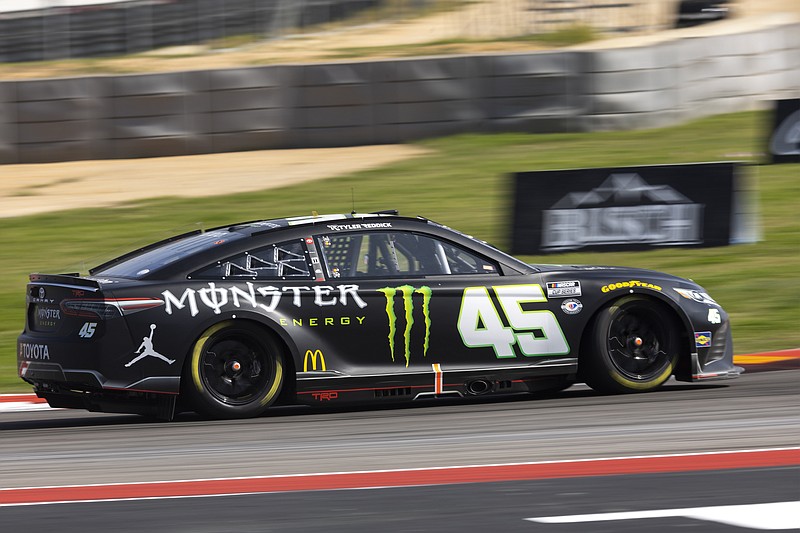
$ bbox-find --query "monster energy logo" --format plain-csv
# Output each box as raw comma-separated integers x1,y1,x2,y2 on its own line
377,285,432,367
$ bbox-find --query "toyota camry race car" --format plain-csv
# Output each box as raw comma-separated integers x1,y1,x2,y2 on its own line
17,212,741,420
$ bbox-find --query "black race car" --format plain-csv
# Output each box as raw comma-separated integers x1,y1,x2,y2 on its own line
17,212,741,420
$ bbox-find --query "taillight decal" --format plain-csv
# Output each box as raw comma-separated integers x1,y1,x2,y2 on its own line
61,298,164,318
114,299,166,314
61,300,117,319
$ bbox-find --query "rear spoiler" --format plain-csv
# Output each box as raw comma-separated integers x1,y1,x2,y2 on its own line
29,273,101,291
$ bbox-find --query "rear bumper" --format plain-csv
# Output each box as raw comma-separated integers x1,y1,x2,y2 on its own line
20,356,181,420
20,359,180,394
32,382,178,420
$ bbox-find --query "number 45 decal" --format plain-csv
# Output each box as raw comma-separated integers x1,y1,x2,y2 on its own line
79,322,97,338
457,284,569,358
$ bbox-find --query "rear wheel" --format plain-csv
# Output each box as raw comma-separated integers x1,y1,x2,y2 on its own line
186,321,284,419
582,296,679,393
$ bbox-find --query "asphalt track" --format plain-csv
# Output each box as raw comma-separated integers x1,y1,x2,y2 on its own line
1,466,797,532
0,357,798,531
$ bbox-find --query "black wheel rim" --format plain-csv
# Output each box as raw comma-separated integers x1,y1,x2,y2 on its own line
200,330,274,405
606,301,673,381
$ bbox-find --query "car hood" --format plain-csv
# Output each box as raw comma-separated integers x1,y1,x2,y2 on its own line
530,264,700,287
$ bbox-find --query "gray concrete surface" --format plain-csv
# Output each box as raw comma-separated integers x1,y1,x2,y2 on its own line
0,369,797,489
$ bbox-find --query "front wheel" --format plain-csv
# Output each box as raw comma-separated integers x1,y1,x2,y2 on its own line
582,296,679,394
186,321,284,419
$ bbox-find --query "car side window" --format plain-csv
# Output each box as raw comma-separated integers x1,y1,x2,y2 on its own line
191,239,313,280
317,231,498,279
438,240,499,275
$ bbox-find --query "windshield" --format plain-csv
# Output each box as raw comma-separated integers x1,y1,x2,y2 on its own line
93,230,247,279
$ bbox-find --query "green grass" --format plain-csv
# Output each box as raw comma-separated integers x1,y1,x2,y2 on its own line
502,25,597,46
2,110,798,391
321,0,476,26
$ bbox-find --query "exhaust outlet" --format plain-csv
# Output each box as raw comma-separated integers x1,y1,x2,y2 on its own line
466,379,492,395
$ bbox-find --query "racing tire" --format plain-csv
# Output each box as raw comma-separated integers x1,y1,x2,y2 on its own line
186,321,284,419
582,296,679,394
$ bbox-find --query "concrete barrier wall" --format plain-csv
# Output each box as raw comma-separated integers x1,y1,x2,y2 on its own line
675,25,800,119
1,20,798,164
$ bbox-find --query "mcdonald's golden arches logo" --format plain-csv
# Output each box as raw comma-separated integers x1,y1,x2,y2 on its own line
303,349,327,371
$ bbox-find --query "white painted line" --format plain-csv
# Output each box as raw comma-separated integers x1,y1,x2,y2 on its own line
526,501,800,530
3,447,798,492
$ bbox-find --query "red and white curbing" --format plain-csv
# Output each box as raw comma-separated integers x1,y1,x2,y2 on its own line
2,349,798,414
731,348,800,365
0,394,52,413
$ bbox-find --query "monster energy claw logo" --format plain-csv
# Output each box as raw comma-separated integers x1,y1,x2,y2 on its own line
377,285,431,367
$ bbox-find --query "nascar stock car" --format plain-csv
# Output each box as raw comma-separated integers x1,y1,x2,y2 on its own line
17,212,741,420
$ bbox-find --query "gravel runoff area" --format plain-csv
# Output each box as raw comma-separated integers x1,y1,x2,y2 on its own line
0,146,431,218
0,0,797,218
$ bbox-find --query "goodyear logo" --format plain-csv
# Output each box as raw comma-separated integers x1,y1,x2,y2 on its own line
377,285,431,367
303,349,326,371
694,332,712,349
601,280,662,293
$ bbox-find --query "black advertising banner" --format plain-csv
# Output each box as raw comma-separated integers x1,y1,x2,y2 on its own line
769,99,800,164
511,162,740,255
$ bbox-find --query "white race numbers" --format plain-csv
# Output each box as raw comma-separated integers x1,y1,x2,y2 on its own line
78,322,97,338
458,284,569,358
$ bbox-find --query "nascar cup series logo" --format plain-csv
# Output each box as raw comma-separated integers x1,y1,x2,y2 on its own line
377,285,432,367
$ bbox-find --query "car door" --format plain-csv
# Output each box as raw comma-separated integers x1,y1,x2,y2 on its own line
309,228,569,377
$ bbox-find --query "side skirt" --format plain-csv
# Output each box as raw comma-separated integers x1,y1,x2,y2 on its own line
294,359,578,406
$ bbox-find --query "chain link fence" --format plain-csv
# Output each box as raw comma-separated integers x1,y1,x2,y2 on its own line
0,0,395,62
526,0,676,33
430,0,677,39
0,0,681,63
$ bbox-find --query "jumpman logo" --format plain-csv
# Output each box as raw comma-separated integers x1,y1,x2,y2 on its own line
125,324,175,367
